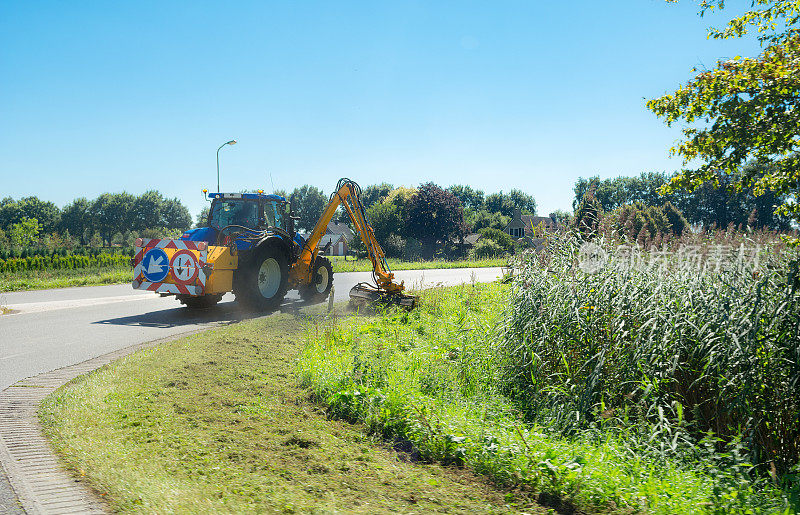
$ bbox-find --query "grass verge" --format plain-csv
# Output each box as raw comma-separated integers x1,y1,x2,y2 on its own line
0,264,131,292
39,310,531,513
298,282,791,513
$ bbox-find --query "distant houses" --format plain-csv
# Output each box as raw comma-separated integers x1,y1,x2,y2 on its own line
298,222,355,256
504,208,558,239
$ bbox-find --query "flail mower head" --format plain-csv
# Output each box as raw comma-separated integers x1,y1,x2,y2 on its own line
349,282,418,310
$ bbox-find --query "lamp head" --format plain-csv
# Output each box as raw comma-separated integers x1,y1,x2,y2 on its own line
227,140,237,145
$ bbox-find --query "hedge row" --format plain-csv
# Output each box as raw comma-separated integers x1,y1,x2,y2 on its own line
0,247,133,260
0,253,130,273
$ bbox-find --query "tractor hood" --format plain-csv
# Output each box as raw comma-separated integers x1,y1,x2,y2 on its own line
181,227,215,243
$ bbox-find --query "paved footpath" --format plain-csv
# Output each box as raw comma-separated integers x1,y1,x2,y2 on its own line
0,267,504,513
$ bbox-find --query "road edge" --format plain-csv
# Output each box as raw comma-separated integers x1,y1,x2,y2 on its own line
0,328,210,514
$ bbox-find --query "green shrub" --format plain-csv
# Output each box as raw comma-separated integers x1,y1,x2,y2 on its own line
471,239,502,259
477,227,515,253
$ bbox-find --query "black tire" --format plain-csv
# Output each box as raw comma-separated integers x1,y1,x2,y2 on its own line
300,256,334,302
233,244,289,310
178,294,222,309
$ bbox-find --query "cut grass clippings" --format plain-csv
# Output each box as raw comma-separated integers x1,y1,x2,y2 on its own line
39,311,532,514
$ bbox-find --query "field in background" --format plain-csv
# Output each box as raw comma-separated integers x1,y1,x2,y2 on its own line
39,311,526,513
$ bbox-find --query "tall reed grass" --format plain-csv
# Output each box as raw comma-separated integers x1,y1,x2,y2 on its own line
500,231,800,477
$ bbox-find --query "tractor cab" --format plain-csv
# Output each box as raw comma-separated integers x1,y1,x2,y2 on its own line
181,192,292,249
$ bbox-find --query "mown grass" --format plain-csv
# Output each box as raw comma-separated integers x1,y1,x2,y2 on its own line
330,257,507,273
39,311,532,514
298,280,797,513
0,264,131,292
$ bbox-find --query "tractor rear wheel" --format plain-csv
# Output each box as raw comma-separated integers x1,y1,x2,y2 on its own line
300,256,334,302
234,245,289,311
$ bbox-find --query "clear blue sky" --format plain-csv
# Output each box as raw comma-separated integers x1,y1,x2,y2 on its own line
0,1,760,220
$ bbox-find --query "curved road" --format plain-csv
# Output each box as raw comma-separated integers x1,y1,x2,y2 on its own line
0,267,503,513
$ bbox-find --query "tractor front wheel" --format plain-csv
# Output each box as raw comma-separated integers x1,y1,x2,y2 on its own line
234,245,289,311
300,256,334,302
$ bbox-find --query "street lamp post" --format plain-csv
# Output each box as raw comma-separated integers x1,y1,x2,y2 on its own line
216,140,237,192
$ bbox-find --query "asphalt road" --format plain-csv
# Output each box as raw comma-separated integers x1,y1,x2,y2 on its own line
0,267,503,392
0,267,503,511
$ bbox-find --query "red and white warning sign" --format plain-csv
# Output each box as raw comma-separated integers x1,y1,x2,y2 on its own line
133,238,208,296
170,249,200,285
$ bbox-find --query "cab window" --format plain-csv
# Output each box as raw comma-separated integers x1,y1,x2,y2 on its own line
264,201,285,229
209,199,260,229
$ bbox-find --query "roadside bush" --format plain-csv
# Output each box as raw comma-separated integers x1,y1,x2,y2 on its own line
471,239,502,259
383,234,405,258
477,227,515,253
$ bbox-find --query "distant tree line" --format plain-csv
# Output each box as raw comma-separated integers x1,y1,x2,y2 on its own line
572,162,794,243
573,165,791,232
0,191,192,249
276,182,537,259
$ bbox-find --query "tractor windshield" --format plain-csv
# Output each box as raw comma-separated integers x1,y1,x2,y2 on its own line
209,199,260,230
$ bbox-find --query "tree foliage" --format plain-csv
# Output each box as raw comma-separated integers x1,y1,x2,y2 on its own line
447,185,485,210
573,169,790,230
406,183,466,246
366,201,403,244
0,191,193,249
648,0,800,241
289,185,327,232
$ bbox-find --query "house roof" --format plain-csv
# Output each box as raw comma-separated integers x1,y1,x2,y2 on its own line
464,233,482,245
504,208,558,236
523,215,557,229
319,234,346,246
326,222,355,241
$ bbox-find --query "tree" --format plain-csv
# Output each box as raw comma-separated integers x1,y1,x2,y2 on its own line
90,193,134,246
447,185,485,210
132,191,165,231
0,197,60,234
361,183,394,209
366,201,403,244
162,198,192,231
406,183,467,249
9,217,40,248
60,198,91,245
647,0,800,242
466,209,510,232
290,185,327,232
484,190,536,217
484,192,516,217
572,170,789,230
509,189,537,215
195,206,210,228
17,197,61,234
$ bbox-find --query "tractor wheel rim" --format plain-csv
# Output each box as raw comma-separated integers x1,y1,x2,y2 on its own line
315,266,330,294
258,258,281,298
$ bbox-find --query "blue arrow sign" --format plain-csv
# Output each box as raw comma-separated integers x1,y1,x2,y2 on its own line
142,248,169,283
